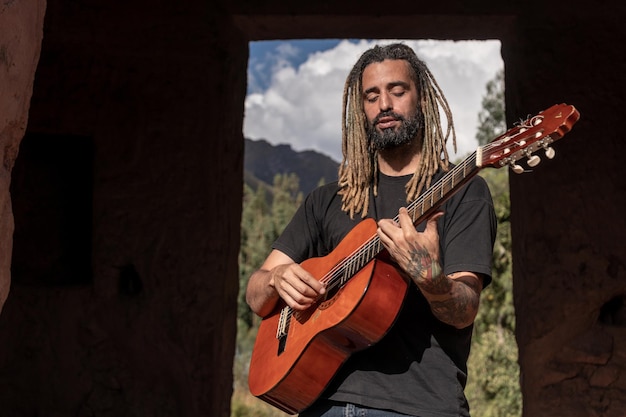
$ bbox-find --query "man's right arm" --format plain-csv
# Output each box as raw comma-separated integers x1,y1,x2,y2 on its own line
245,249,326,318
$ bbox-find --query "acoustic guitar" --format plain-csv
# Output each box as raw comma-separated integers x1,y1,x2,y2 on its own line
248,103,580,414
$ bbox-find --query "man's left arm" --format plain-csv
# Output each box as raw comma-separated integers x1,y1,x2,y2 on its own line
378,207,484,329
409,258,483,329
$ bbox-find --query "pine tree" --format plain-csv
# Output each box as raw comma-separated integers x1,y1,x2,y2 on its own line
238,184,273,329
476,69,506,145
270,173,303,236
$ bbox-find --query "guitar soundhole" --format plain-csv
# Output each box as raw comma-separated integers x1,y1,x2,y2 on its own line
293,286,343,323
318,285,343,309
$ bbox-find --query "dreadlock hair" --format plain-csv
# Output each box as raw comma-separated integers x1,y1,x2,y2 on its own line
338,43,456,219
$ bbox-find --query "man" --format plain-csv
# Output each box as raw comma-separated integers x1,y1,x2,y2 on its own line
246,43,497,417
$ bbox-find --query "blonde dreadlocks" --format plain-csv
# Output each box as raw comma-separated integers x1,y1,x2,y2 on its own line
338,43,456,219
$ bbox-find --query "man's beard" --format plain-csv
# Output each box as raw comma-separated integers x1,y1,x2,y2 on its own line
367,110,424,151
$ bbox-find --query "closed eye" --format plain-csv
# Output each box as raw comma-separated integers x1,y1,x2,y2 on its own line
390,86,407,97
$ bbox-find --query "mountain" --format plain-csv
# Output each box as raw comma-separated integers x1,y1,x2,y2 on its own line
244,138,339,195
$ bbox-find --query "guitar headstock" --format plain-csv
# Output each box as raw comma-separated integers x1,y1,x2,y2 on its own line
476,103,580,172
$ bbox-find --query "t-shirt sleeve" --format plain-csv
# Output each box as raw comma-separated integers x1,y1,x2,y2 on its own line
272,193,320,264
439,175,497,287
272,182,358,264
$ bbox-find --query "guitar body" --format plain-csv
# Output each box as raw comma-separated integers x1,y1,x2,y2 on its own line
248,218,410,414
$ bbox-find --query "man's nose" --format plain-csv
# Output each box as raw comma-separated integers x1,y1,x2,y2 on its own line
379,92,392,111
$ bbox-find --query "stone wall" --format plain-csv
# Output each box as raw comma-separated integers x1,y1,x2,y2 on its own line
0,0,46,315
505,10,626,417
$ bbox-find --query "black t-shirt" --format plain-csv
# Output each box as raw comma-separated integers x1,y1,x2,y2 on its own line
273,170,497,417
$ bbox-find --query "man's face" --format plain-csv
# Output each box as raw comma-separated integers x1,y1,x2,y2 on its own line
361,59,422,150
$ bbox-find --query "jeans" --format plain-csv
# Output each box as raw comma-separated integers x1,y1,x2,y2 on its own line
299,401,415,417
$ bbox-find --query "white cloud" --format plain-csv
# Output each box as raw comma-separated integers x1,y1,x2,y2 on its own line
244,39,503,162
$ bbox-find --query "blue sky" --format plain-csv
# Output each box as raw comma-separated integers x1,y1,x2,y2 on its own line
248,40,346,94
245,39,503,162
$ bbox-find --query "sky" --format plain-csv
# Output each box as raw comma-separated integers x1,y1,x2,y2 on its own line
244,39,503,163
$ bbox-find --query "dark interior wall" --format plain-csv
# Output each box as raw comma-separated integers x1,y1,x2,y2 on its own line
1,1,245,416
505,9,626,417
0,1,625,416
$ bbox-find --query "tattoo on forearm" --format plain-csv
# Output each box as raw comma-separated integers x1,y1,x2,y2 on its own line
406,246,449,295
406,245,480,328
429,284,480,327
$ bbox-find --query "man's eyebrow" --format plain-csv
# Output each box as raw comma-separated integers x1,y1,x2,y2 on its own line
388,81,411,89
364,86,379,95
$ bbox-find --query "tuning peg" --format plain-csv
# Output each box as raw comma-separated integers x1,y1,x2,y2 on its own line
545,146,555,159
510,163,525,174
527,155,541,167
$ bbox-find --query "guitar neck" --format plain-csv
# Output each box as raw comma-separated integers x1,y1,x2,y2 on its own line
405,151,481,224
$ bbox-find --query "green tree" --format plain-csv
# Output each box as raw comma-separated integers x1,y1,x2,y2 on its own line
270,173,303,235
238,184,272,329
237,173,302,330
237,174,303,341
233,174,304,417
476,69,506,145
465,69,521,417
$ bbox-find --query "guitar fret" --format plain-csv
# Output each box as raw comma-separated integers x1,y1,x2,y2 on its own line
350,256,358,277
367,243,372,261
343,262,352,284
